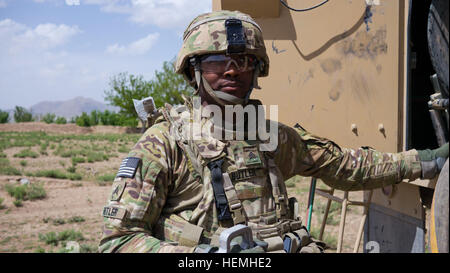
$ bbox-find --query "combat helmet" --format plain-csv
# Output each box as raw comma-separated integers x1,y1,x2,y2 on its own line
175,10,269,106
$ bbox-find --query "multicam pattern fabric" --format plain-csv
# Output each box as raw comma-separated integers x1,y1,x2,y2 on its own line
98,97,422,253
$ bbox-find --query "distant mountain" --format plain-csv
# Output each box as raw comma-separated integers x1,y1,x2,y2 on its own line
29,96,119,120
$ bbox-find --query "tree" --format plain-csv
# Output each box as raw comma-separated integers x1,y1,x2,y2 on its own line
55,116,67,124
75,112,91,127
42,113,56,124
14,106,33,122
0,110,9,123
89,110,100,126
151,61,194,108
104,61,194,120
104,73,153,120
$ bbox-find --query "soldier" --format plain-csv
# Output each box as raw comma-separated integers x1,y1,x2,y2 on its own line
98,10,448,253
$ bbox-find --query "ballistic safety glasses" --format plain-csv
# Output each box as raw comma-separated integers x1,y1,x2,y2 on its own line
200,54,257,74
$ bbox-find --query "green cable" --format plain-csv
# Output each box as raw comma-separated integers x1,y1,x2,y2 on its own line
307,177,317,232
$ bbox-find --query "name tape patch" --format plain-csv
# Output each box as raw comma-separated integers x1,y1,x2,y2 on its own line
229,168,265,182
116,157,141,179
102,206,127,220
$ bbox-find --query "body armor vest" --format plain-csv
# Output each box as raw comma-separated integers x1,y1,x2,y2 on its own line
157,99,309,252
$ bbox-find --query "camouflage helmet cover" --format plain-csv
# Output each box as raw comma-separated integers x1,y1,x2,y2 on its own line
175,10,269,82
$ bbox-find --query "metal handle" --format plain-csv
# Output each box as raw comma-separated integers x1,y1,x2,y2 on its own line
217,224,253,253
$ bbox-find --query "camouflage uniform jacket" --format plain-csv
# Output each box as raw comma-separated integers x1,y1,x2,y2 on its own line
98,98,422,253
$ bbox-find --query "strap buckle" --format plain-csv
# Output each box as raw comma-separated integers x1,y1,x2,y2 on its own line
228,200,246,224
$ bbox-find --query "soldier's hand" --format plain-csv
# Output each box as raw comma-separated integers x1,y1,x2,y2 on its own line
417,143,449,179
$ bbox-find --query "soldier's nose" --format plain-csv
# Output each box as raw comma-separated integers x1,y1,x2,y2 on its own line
223,64,240,77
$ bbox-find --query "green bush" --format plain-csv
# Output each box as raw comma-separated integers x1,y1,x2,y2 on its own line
97,173,116,182
67,173,82,180
13,148,39,158
33,169,82,181
5,184,27,200
55,116,67,124
90,110,100,126
68,216,85,223
86,151,109,163
118,145,129,153
39,232,59,246
71,157,85,165
67,166,76,173
13,106,33,122
13,199,23,207
34,246,46,253
75,112,91,127
80,244,98,253
40,142,49,155
39,229,85,246
0,159,22,175
99,110,117,125
4,182,46,202
42,113,56,124
0,110,9,123
52,218,66,225
73,110,138,127
34,169,67,179
26,183,47,200
58,229,84,242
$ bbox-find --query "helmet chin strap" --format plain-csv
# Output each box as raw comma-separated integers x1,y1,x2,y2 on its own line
193,61,261,107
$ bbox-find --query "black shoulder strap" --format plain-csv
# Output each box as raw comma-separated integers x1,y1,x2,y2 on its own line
207,159,231,221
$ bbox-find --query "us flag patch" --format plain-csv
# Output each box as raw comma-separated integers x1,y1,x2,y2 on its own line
116,157,141,178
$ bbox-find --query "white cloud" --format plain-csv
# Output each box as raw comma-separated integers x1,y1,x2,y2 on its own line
0,19,81,53
16,23,81,50
106,32,160,56
29,0,212,30
85,0,211,30
0,19,27,35
32,0,62,4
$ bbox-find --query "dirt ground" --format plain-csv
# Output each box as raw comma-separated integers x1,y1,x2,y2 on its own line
0,122,133,252
0,122,141,135
0,176,110,252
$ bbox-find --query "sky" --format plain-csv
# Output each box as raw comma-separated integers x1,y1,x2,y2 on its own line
0,0,212,110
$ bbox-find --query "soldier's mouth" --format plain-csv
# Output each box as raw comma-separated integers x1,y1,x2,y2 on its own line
220,82,242,92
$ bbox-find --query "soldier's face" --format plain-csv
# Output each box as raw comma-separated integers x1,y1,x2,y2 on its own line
202,66,253,99
191,55,254,103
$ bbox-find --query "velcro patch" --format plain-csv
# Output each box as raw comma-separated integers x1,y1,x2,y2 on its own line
102,205,127,220
243,146,262,166
110,181,126,201
116,157,141,178
229,168,265,182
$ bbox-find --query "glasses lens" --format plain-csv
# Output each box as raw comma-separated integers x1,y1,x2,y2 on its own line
200,54,255,73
